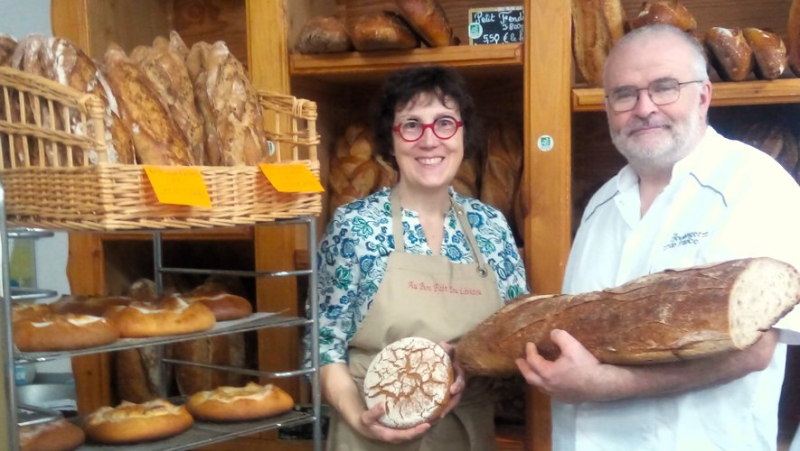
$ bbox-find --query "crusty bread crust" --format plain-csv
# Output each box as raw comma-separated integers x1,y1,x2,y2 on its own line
106,297,216,338
186,382,294,422
395,0,455,47
349,12,420,52
705,27,754,82
20,418,85,451
456,258,800,376
83,399,193,444
743,28,787,80
572,0,627,87
13,312,119,352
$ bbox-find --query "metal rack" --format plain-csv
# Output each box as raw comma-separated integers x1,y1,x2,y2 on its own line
0,180,323,450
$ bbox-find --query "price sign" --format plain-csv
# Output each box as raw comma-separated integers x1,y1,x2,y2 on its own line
144,166,212,208
467,6,524,46
260,163,325,193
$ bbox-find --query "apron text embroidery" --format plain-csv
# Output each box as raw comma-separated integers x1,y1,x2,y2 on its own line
407,280,483,295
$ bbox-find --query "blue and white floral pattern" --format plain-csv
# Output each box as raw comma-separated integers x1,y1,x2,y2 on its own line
308,187,529,366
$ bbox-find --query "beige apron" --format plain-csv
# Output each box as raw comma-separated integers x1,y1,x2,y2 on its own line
327,190,504,451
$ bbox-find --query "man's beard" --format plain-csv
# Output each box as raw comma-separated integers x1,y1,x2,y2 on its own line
610,106,703,175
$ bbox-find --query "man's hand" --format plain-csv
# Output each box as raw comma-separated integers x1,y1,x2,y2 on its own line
357,402,430,443
515,329,613,404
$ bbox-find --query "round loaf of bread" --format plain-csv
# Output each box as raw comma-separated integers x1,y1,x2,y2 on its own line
106,296,216,338
19,418,85,451
13,312,120,352
83,399,193,444
186,382,294,422
363,337,453,429
186,284,253,321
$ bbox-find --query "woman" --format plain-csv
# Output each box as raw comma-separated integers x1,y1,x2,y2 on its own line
313,66,528,450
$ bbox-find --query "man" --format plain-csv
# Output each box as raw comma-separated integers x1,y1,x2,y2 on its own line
517,24,800,450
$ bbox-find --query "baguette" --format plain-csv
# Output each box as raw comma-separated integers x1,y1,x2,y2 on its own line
456,258,800,376
480,122,523,222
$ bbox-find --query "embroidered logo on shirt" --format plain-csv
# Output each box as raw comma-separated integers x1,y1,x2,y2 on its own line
663,231,708,250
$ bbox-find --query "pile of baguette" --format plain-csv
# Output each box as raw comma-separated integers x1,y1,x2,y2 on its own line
0,31,266,167
328,120,525,237
573,0,800,87
295,0,457,54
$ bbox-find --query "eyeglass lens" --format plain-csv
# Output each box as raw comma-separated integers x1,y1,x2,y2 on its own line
608,78,682,112
399,117,460,141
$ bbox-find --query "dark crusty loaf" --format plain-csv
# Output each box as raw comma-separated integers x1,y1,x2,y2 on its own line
296,16,352,54
737,120,798,174
0,33,17,66
329,123,380,212
789,0,800,75
131,35,205,164
631,0,696,31
186,41,266,166
572,0,627,87
171,334,247,396
705,27,754,82
743,28,787,80
350,12,420,52
395,0,456,47
102,45,194,165
456,258,800,376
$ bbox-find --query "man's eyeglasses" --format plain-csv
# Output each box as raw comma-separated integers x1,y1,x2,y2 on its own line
393,116,463,142
605,78,705,113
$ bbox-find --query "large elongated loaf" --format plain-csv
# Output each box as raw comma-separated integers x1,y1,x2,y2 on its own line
572,0,626,87
456,258,800,376
480,122,523,222
103,46,194,165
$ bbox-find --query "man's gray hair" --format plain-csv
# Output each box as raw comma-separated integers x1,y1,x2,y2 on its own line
604,24,709,82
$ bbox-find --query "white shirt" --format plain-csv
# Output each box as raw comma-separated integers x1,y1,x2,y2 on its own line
557,127,800,451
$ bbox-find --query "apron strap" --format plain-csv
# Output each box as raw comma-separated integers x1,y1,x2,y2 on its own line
390,188,490,278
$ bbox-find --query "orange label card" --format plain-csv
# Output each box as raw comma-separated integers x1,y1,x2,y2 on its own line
260,163,325,193
144,166,212,208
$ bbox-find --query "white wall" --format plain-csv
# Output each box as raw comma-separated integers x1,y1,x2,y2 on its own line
0,0,51,38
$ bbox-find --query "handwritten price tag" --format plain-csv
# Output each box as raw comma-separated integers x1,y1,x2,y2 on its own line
260,163,325,193
144,166,212,208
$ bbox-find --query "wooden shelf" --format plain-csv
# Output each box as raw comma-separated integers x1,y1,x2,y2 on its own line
572,78,800,112
289,44,523,82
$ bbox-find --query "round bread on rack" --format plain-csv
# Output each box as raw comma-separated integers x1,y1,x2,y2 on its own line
363,336,453,429
186,382,294,422
19,418,86,451
82,399,193,444
184,283,253,321
105,295,216,338
13,311,120,352
50,295,140,317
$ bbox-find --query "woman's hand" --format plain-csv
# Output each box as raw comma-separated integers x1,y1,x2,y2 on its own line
356,402,431,443
437,341,465,419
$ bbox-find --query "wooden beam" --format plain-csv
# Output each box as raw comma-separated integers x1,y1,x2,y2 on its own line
523,0,573,448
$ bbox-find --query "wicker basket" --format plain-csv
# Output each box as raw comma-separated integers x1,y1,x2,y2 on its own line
0,67,320,231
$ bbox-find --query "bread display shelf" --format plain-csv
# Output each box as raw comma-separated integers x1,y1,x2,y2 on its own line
14,312,309,362
0,67,321,231
290,43,523,81
72,409,314,451
10,287,59,302
572,78,800,112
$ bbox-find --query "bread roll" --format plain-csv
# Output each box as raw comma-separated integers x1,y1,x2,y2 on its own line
789,0,800,76
19,418,85,451
0,33,17,66
631,1,696,31
395,0,456,47
106,295,216,338
329,123,380,211
186,41,266,165
743,28,787,80
296,16,352,54
480,122,523,222
186,382,294,422
350,12,420,52
102,45,194,165
705,27,754,82
131,35,205,164
83,399,193,444
572,0,627,87
364,337,453,428
13,312,119,352
456,258,800,376
172,334,247,396
185,282,253,321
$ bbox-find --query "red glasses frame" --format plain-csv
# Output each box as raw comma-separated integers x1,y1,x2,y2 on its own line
393,118,464,142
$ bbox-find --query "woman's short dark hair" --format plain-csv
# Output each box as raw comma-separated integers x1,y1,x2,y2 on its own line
371,66,482,170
